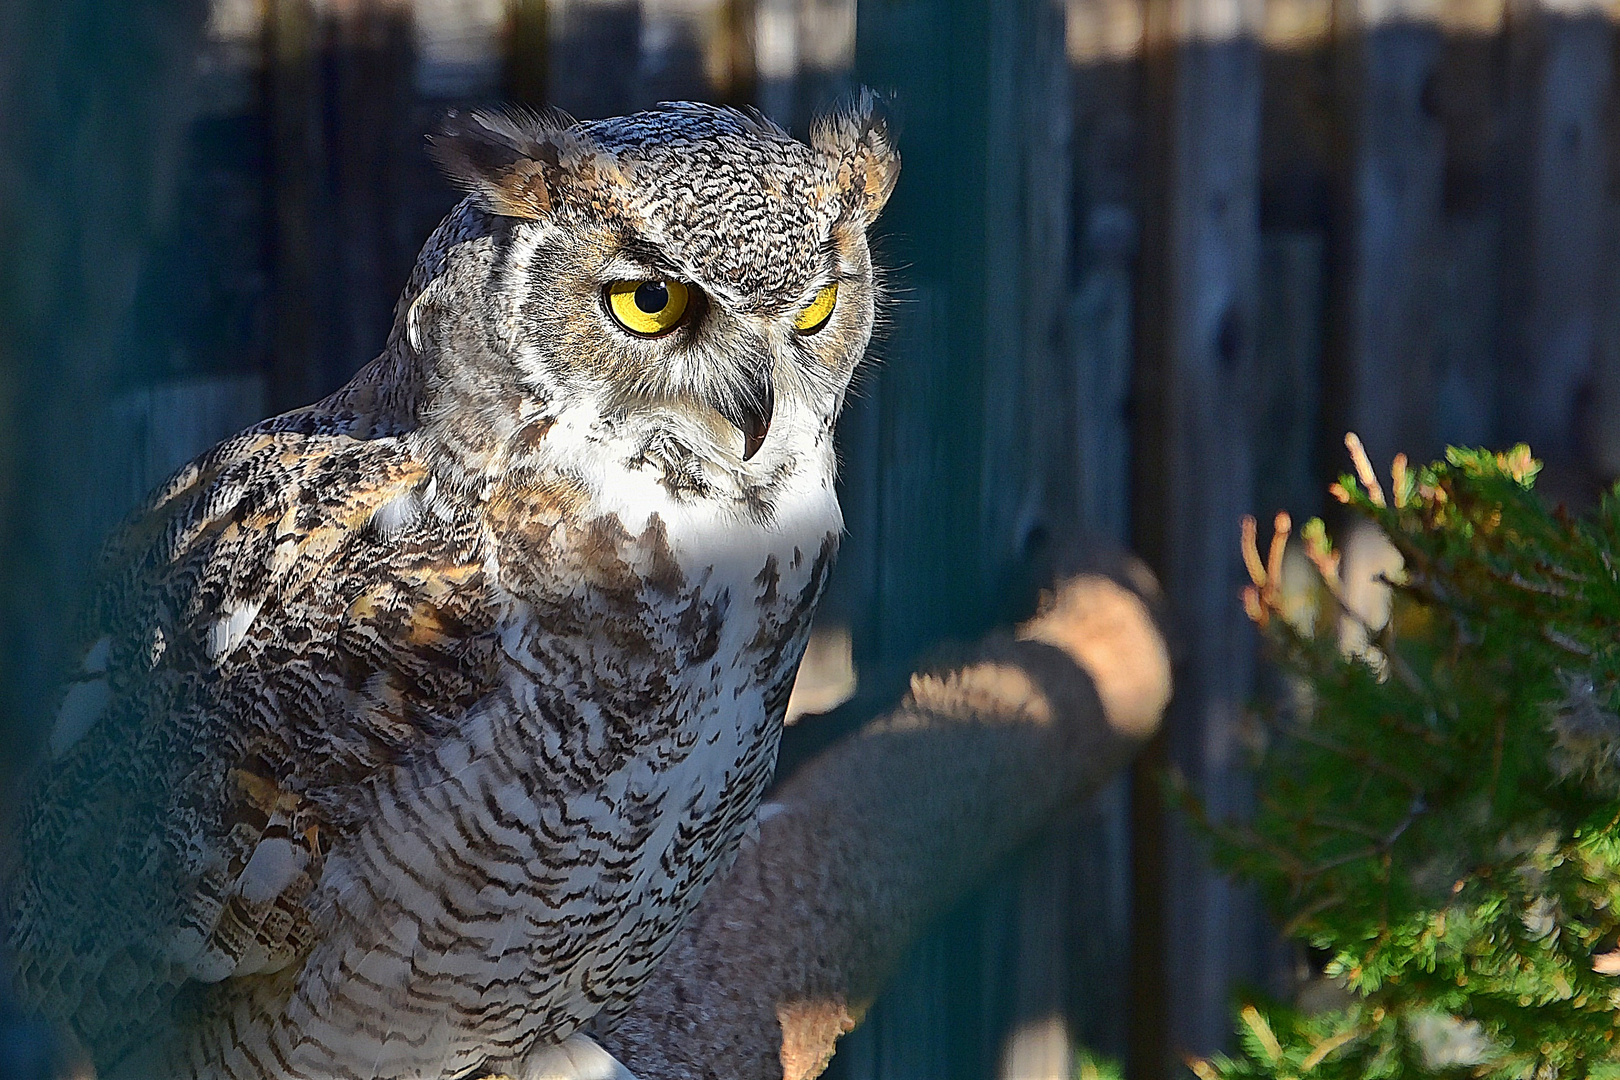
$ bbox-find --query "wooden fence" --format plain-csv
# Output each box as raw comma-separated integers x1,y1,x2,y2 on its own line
3,0,1620,1077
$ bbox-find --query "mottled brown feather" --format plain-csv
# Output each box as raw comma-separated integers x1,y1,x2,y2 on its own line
5,398,502,1064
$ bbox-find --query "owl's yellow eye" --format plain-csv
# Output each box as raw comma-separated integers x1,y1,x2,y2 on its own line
606,279,691,336
794,282,838,334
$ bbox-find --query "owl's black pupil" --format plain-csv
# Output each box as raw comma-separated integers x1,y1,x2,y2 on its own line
634,282,669,314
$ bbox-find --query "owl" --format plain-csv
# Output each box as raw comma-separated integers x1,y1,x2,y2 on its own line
3,99,897,1080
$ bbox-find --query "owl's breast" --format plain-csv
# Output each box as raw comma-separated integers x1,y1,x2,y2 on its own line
499,506,837,1046
290,453,844,1070
486,454,842,864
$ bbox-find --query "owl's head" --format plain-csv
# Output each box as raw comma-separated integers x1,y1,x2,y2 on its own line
406,97,897,498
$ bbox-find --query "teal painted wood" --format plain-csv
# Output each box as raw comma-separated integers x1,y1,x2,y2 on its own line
827,0,1002,1073
847,0,996,667
823,0,1144,1077
0,0,214,792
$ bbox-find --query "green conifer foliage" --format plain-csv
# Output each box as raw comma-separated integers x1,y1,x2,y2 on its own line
1192,441,1620,1079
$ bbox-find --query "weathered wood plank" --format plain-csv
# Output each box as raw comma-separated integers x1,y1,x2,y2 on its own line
984,0,1094,1066
548,0,642,116
1583,149,1620,480
503,0,551,106
1060,0,1149,1066
1428,22,1506,453
1253,231,1325,521
264,0,334,412
792,2,991,1072
108,376,268,506
1497,0,1614,480
1131,0,1265,1070
756,0,859,127
1325,10,1447,470
412,0,508,98
818,0,1112,1075
266,0,441,412
982,0,1077,573
0,0,212,782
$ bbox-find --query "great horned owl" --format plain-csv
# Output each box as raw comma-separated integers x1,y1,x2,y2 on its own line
3,99,897,1080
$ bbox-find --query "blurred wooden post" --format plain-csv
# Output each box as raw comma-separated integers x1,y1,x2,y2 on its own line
1131,0,1264,1070
265,0,334,412
0,0,211,784
1253,0,1334,525
1427,1,1507,454
1497,0,1614,476
504,0,550,107
823,0,1001,1071
1065,0,1148,1062
1252,234,1326,520
1324,0,1447,471
818,0,1132,1075
1586,71,1620,481
547,0,641,116
753,0,857,129
266,0,431,413
981,0,1095,1073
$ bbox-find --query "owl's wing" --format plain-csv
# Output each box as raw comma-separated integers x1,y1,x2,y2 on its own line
3,415,504,1062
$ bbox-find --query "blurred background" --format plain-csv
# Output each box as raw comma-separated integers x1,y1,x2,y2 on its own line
3,0,1619,1076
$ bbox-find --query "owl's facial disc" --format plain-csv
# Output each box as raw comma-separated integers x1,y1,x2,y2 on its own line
430,101,899,475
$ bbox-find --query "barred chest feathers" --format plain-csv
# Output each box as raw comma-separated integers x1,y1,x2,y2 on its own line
271,398,842,1077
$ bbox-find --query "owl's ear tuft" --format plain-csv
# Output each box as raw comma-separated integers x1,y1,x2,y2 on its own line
812,90,901,224
429,108,579,220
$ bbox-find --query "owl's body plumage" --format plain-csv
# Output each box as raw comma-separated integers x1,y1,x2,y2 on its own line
3,102,896,1079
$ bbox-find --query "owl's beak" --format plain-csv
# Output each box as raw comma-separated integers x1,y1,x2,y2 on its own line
719,375,774,462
